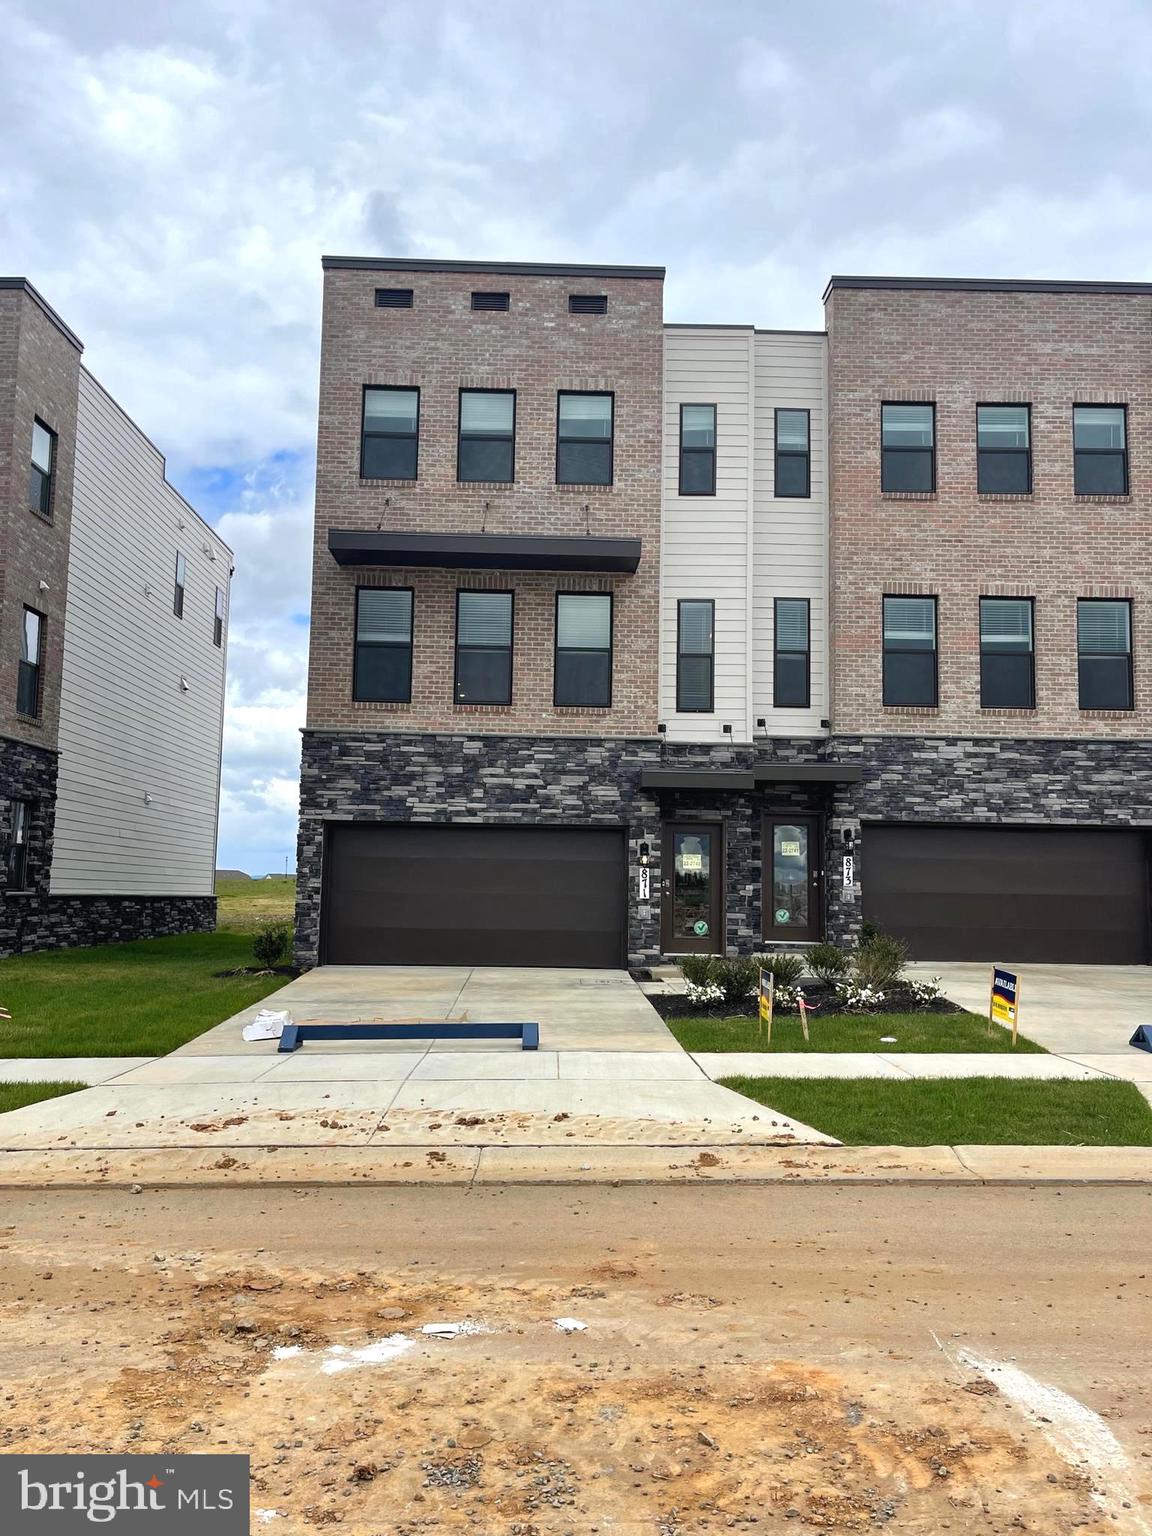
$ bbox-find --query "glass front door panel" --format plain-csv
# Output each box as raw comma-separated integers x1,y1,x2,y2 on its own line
772,823,809,929
673,830,713,940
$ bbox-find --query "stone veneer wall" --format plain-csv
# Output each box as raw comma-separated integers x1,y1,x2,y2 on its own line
827,733,1152,947
295,730,847,967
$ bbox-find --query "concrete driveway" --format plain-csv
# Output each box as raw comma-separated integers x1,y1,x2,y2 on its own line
907,960,1152,1075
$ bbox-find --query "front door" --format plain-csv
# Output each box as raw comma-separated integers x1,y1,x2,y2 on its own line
661,822,724,954
763,815,823,944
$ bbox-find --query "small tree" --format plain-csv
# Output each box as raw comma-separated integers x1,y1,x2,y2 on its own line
252,919,292,971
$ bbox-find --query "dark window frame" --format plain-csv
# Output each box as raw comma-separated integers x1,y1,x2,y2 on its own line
17,605,44,719
553,590,614,708
773,597,811,709
979,595,1035,709
1073,403,1129,495
676,598,715,714
4,799,30,890
881,401,936,494
774,408,811,499
881,593,938,708
976,403,1032,494
457,387,516,485
213,586,225,648
471,291,510,311
29,417,56,519
454,588,515,707
173,552,186,620
1077,597,1134,711
360,384,420,482
374,288,414,308
678,403,717,496
353,584,414,704
555,389,615,487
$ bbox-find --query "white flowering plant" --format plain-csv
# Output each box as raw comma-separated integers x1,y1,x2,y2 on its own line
906,976,943,1005
834,980,887,1011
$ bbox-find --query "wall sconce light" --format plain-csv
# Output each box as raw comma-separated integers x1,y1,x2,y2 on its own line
38,579,50,593
179,676,190,692
639,841,650,866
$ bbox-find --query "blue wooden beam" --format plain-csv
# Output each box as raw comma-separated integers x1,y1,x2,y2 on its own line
277,1020,540,1053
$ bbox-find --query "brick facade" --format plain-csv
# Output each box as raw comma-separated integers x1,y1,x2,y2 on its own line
825,282,1152,737
307,262,664,735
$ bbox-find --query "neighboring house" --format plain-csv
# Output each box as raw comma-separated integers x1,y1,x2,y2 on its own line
0,279,231,957
216,869,251,881
297,258,1152,969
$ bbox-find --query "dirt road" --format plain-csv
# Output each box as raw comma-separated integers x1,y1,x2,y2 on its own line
0,1184,1149,1533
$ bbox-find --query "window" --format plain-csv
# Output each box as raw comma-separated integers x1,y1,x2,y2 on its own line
1078,599,1132,709
1074,406,1128,494
17,607,43,718
774,598,811,708
354,587,413,703
977,405,1031,494
458,390,515,483
980,597,1034,708
471,291,509,311
361,387,419,480
774,409,811,498
173,552,186,619
678,404,716,495
881,403,935,493
676,599,714,712
29,419,55,517
374,288,413,308
213,587,225,647
554,593,612,707
882,595,937,707
557,392,613,485
569,294,608,314
4,801,29,889
455,590,513,704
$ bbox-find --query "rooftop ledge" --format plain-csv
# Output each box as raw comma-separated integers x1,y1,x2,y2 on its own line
328,528,642,574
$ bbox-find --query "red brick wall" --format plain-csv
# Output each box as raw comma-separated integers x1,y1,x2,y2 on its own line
307,265,663,734
826,284,1152,737
0,286,81,751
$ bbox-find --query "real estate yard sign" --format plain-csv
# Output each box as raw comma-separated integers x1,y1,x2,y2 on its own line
989,966,1020,1047
758,968,775,1043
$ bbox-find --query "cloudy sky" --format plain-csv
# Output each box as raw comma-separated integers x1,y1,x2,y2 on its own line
3,0,1150,874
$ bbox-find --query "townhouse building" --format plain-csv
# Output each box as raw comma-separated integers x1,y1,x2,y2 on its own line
0,278,231,956
297,259,1152,970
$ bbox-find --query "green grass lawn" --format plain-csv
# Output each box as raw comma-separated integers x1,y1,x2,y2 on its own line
0,930,291,1058
668,1010,1045,1054
0,1081,87,1113
216,875,296,933
721,1075,1152,1146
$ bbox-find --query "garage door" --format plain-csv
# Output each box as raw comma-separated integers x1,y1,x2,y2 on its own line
322,824,627,967
863,824,1150,963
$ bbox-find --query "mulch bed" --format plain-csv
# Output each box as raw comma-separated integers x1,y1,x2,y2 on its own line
646,982,965,1021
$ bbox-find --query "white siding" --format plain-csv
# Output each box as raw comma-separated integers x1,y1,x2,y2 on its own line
660,326,829,741
50,369,231,896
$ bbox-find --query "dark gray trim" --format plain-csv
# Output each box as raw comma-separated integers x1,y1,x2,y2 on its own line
0,278,84,351
641,769,756,790
328,529,641,573
322,256,665,279
754,764,863,784
824,274,1152,300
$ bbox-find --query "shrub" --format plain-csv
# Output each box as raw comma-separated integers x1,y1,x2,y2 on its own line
678,954,718,988
252,919,292,970
713,955,759,1003
805,942,849,985
859,919,885,946
754,952,806,990
852,932,908,991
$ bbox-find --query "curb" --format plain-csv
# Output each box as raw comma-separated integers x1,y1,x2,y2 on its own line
0,1143,1149,1189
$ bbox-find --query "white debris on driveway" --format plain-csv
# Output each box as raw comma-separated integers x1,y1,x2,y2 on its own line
420,1320,490,1338
553,1317,587,1333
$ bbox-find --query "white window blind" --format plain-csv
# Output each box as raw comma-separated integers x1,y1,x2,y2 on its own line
458,592,512,646
357,589,412,643
557,594,610,649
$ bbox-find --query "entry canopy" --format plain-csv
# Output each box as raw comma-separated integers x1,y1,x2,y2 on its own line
640,763,862,790
328,528,642,574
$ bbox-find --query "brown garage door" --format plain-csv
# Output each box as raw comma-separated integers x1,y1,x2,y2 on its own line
863,824,1150,963
322,824,627,967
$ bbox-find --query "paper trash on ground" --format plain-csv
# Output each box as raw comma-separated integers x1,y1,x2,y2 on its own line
421,1321,489,1338
243,1009,291,1042
553,1317,588,1333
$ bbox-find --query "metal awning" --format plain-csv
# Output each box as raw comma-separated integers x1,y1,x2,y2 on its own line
640,769,756,791
754,764,863,784
328,529,642,573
